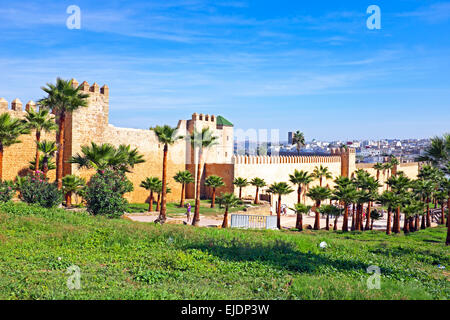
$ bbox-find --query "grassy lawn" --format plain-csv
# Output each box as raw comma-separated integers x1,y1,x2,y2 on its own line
0,202,448,300
127,200,248,217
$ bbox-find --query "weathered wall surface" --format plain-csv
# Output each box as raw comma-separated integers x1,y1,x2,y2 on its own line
0,99,56,182
68,81,187,203
233,155,342,208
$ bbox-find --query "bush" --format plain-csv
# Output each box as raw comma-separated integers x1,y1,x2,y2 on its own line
85,169,133,218
0,180,15,203
19,174,62,208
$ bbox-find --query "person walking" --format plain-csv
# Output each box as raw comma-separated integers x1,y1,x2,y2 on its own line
186,203,192,223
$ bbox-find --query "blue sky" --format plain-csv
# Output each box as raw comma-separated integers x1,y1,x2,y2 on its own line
0,0,449,141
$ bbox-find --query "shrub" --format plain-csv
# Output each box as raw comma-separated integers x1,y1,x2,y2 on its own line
19,173,63,208
0,180,15,203
85,169,133,218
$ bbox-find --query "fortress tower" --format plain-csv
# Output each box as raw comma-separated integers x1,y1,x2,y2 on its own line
330,147,356,178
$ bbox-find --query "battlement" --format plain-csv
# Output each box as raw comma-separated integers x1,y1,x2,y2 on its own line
233,155,341,165
0,98,37,113
330,147,356,155
71,79,109,96
191,113,216,123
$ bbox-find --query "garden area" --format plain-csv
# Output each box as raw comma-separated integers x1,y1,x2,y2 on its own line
0,202,448,300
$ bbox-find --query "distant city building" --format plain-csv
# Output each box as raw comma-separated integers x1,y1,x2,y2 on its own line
288,132,293,145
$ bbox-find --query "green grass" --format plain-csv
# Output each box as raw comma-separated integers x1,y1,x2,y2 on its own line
126,200,248,217
0,202,448,300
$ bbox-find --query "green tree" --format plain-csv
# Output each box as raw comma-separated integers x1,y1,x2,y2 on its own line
173,171,194,207
289,170,314,204
306,186,331,230
250,177,266,204
140,177,161,212
373,162,384,181
62,175,86,208
313,165,333,187
205,175,225,208
267,182,294,229
189,127,219,226
233,177,249,200
386,172,411,233
369,209,383,230
22,108,57,175
217,193,242,228
38,78,89,189
332,184,357,232
419,134,450,169
290,203,312,231
377,191,402,235
292,131,305,155
317,205,341,231
0,113,30,180
35,141,57,178
70,142,144,173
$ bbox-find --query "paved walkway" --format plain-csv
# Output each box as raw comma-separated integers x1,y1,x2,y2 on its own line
125,209,437,230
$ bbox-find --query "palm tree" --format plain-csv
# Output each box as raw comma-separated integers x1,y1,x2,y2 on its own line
386,173,411,233
151,125,183,224
35,141,57,178
250,177,266,204
189,127,219,226
70,142,144,173
38,78,89,189
390,156,399,176
140,177,161,212
306,186,331,230
289,170,313,204
419,134,449,169
377,191,401,235
205,175,225,208
233,177,249,199
373,162,384,181
290,203,311,231
292,131,305,155
317,205,341,231
29,155,56,174
267,182,294,229
332,184,357,232
364,177,381,231
62,175,86,208
369,209,383,230
217,193,242,228
0,113,30,180
22,108,57,175
434,190,447,225
313,165,333,187
402,199,424,234
173,171,194,207
154,181,172,212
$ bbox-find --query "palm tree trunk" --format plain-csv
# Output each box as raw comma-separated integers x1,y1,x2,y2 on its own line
446,207,450,245
334,216,338,230
364,202,372,230
65,192,72,208
409,217,414,232
394,207,401,233
158,144,168,223
148,190,154,212
440,204,445,225
255,187,259,204
386,210,392,235
314,200,321,230
325,214,330,231
426,199,431,227
319,177,323,187
35,131,41,175
403,215,410,234
211,187,216,208
355,204,361,231
192,149,202,226
56,112,65,189
276,194,282,229
297,186,301,204
156,193,161,212
239,187,242,200
295,212,303,231
222,207,229,228
0,143,3,181
351,204,356,231
342,204,349,232
414,215,419,231
180,183,185,207
421,214,426,229
370,219,374,230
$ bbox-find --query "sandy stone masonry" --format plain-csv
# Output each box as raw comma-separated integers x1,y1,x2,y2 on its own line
0,79,420,206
